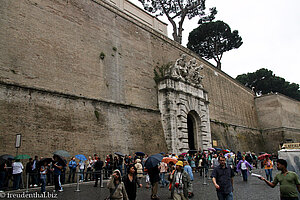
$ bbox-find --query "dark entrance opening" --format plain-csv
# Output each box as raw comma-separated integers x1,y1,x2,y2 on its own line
187,113,195,150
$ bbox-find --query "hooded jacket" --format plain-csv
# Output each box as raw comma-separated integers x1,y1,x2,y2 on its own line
134,159,143,178
107,169,128,200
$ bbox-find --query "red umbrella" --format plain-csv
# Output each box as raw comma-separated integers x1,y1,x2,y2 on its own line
258,153,271,160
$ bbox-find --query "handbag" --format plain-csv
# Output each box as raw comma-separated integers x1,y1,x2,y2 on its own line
104,183,119,200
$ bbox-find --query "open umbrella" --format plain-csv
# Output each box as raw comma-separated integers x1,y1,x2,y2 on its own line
188,150,198,154
258,153,271,160
53,150,70,158
135,152,145,156
114,152,125,157
53,154,67,166
144,153,163,169
14,154,31,160
0,154,14,160
75,154,87,161
39,158,53,165
222,149,230,153
225,152,234,158
208,147,216,152
215,148,222,151
162,157,177,164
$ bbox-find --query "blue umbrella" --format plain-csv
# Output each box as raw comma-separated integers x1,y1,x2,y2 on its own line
75,154,87,161
144,153,163,169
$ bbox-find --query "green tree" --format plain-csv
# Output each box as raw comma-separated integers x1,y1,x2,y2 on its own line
187,20,243,69
137,0,217,44
236,68,300,101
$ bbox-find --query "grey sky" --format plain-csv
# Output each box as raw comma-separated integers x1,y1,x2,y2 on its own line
131,0,300,85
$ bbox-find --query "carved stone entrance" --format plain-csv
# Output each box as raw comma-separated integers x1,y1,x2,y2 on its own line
157,55,212,154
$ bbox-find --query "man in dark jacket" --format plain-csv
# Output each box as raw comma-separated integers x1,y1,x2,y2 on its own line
148,165,160,200
211,155,235,200
26,158,33,187
94,157,104,187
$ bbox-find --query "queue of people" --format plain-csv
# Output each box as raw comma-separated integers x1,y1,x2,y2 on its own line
1,150,299,200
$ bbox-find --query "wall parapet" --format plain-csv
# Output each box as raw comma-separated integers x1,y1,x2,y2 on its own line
95,0,168,36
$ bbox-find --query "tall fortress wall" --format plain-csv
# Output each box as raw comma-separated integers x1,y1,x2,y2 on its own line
1,0,293,157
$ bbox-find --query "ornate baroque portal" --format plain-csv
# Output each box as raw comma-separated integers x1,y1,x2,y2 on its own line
157,55,212,154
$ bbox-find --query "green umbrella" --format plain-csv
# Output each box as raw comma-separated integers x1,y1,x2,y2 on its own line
14,154,31,160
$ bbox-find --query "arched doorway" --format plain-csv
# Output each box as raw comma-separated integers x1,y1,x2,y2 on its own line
187,112,198,150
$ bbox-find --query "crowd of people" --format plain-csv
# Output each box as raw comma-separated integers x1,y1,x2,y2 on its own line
0,150,299,200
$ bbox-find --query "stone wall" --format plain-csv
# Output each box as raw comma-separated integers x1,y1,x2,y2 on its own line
210,122,264,153
255,94,300,152
0,83,167,157
0,0,262,155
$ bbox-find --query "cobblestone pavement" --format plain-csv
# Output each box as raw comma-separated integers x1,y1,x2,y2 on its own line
1,169,280,200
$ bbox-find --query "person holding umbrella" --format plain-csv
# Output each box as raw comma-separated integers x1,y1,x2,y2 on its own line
145,153,163,200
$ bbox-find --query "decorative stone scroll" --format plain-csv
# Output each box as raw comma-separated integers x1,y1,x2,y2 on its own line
167,54,204,87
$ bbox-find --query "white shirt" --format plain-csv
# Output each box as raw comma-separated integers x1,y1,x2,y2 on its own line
79,162,85,170
12,162,23,174
241,162,247,170
174,171,183,193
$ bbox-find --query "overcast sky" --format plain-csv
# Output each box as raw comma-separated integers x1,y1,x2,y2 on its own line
131,0,300,85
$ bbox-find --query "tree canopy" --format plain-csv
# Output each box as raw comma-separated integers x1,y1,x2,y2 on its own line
137,0,216,44
187,20,242,69
236,68,300,101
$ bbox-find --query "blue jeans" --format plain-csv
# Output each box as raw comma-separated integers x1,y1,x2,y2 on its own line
40,176,46,192
217,191,233,200
13,173,21,190
159,173,169,187
79,169,84,181
241,169,248,181
265,169,273,182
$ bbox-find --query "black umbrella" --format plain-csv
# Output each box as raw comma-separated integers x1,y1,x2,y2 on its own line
39,158,53,165
0,154,14,160
0,158,6,165
53,150,70,157
135,152,145,156
53,154,67,167
188,150,198,154
144,153,163,169
114,152,125,157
